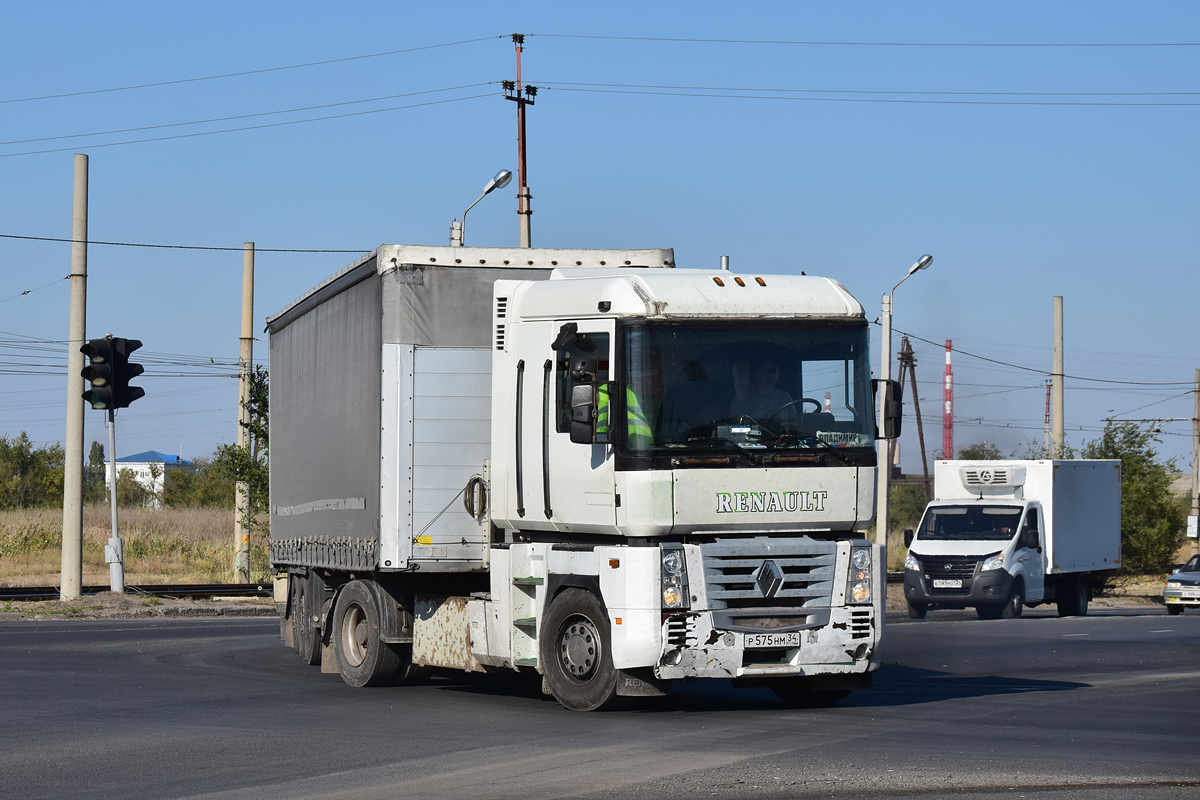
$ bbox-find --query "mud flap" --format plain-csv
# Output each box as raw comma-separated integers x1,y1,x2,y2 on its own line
616,668,669,697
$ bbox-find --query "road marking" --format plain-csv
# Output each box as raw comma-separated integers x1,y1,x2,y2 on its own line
1078,669,1200,688
1063,633,1089,637
1149,629,1173,633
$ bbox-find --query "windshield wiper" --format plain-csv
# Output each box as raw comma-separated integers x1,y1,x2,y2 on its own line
805,436,853,466
691,436,760,465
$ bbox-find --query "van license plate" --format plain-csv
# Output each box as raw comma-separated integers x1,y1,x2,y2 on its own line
933,579,962,589
744,632,801,649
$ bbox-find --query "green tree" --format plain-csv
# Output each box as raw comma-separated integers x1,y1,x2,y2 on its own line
957,441,1006,460
162,457,236,508
115,467,153,507
0,432,65,508
84,441,107,504
1015,438,1078,459
1081,421,1184,574
890,483,929,537
214,366,269,532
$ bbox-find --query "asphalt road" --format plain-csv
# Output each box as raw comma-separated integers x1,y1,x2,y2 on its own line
2,608,1198,800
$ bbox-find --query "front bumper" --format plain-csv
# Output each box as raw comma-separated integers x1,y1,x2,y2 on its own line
654,606,876,680
904,566,1014,609
1163,587,1200,607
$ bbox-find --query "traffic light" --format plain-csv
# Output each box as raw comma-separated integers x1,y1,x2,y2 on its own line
81,337,116,410
81,336,144,410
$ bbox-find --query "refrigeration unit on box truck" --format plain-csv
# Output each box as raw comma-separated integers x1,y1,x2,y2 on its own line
902,459,1121,619
267,244,903,710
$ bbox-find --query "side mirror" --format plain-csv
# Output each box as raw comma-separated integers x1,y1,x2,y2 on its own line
568,354,599,445
903,528,914,548
872,378,903,440
1023,528,1040,550
570,384,596,444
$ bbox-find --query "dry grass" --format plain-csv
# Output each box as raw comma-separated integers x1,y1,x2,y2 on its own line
0,506,271,586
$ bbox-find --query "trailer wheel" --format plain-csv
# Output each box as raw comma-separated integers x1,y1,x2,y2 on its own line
769,679,852,707
1001,580,1025,619
539,589,622,711
291,574,322,666
906,602,928,619
333,580,401,688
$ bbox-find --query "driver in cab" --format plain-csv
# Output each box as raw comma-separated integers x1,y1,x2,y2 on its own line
730,356,797,422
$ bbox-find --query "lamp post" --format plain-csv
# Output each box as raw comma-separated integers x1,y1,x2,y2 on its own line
876,254,933,548
450,169,513,246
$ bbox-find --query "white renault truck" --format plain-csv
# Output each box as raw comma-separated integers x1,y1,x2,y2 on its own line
902,460,1121,620
268,245,900,710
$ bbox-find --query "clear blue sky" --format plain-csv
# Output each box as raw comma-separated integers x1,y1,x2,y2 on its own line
1,2,1197,472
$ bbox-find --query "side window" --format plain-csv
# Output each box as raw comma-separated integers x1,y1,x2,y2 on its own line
1025,508,1038,533
556,332,609,433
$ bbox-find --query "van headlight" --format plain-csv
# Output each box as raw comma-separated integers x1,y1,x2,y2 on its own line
849,546,872,604
904,552,920,572
981,554,1005,571
661,546,690,609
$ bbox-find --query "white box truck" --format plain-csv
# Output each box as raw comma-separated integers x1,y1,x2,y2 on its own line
268,244,902,710
902,460,1121,619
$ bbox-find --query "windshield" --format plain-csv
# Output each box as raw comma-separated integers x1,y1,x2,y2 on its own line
618,321,873,453
919,506,1023,541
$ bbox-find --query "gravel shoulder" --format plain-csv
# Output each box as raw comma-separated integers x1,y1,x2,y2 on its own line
0,591,275,621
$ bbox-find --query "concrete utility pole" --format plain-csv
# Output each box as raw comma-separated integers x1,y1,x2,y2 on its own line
60,154,88,600
1052,296,1065,457
1192,369,1199,554
505,34,537,248
234,242,254,583
898,337,932,503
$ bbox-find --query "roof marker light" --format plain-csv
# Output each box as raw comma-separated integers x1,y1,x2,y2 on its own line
713,277,725,287
734,277,746,287
755,277,766,286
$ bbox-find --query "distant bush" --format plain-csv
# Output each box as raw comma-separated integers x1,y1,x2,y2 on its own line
0,432,64,509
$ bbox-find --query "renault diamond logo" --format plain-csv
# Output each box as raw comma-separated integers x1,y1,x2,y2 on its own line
756,560,784,598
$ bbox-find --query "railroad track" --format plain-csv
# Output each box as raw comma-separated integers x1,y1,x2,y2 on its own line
0,583,273,601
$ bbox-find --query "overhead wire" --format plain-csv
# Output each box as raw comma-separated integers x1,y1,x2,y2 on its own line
531,33,1200,48
0,36,503,105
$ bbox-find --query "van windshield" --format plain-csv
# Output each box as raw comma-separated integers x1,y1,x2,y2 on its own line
919,506,1023,541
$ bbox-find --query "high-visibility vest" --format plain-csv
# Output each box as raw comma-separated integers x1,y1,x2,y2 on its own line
596,384,653,448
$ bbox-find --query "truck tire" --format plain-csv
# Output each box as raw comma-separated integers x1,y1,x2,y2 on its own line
1057,575,1090,617
769,679,852,707
332,580,400,687
539,588,623,711
1001,580,1025,619
291,574,322,666
906,602,928,619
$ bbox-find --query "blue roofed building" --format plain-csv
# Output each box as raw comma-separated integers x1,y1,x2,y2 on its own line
105,451,195,506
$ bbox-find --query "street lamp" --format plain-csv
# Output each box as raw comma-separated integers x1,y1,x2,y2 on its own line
876,254,933,549
450,169,513,247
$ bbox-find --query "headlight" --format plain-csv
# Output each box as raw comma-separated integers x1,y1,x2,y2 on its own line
661,546,690,609
981,554,1005,572
1166,581,1182,588
904,552,920,572
849,546,872,604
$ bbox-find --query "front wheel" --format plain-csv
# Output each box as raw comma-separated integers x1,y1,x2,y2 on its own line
1000,580,1025,619
906,601,928,620
539,588,622,712
1167,604,1184,616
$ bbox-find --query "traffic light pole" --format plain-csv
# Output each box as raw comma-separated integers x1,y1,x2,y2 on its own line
105,408,125,593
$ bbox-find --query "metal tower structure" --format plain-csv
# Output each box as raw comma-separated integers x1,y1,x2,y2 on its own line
942,340,954,459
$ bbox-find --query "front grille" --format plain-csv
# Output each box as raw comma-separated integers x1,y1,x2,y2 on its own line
665,613,697,647
850,609,871,640
701,537,836,610
921,556,979,594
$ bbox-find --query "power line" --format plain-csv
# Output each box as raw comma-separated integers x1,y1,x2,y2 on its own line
891,324,1193,386
535,80,1200,99
0,92,494,158
0,233,366,254
1,36,502,106
532,33,1200,48
0,84,495,147
541,84,1200,107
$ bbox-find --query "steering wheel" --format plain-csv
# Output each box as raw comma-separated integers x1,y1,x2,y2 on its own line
768,397,822,419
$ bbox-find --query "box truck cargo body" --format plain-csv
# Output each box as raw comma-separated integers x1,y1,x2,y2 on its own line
268,245,898,710
902,460,1121,619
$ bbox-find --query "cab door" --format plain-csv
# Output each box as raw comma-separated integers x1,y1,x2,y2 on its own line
544,321,618,533
1017,505,1046,602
